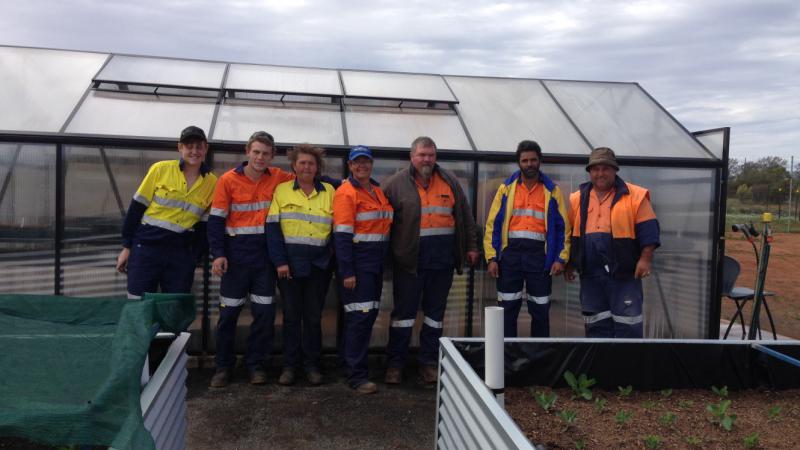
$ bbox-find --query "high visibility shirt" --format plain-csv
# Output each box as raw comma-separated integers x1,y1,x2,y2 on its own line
417,171,456,270
122,159,217,248
333,176,393,278
207,162,294,266
569,176,660,279
483,170,570,271
266,179,335,277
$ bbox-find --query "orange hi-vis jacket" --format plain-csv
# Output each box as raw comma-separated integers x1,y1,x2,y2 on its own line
508,181,547,240
333,176,394,278
207,162,294,266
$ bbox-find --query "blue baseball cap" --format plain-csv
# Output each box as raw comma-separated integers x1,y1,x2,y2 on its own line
348,145,373,161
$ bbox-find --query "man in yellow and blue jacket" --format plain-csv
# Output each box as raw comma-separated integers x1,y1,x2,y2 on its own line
483,140,570,337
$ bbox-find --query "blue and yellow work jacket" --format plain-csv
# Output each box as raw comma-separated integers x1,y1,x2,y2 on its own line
483,170,570,271
266,178,335,277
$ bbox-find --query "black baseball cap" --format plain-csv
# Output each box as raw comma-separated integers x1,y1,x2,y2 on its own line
179,126,207,143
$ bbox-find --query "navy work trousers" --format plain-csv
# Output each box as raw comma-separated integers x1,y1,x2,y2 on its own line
496,260,552,337
126,242,195,299
340,271,382,387
278,266,331,371
580,274,644,338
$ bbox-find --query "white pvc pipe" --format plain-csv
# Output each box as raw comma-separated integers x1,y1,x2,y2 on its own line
485,306,505,407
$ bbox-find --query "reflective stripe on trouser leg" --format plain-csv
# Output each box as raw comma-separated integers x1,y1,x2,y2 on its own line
523,269,552,337
419,268,454,366
580,274,614,338
496,261,526,338
387,269,424,368
342,271,382,386
215,304,243,368
609,277,644,338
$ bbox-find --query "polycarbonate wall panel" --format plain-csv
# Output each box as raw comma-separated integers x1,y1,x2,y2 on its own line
0,47,107,132
695,130,725,160
96,55,225,89
473,163,715,338
544,81,712,159
445,76,590,154
67,92,215,139
0,143,56,294
213,102,345,146
346,110,472,150
225,64,342,96
341,70,455,102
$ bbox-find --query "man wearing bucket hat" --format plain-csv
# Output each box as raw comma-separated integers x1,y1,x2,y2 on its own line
566,147,660,338
333,145,393,394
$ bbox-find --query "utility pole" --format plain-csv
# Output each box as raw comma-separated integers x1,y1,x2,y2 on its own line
789,156,794,232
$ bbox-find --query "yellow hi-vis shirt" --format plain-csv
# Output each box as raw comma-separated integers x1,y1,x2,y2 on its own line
266,179,335,247
133,160,217,233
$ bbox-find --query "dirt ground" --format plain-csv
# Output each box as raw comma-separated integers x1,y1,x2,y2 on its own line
507,386,800,449
723,232,800,339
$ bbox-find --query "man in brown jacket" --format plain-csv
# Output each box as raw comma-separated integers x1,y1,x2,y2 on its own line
383,136,479,384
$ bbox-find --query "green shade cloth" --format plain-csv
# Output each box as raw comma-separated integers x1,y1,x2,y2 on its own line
0,293,195,449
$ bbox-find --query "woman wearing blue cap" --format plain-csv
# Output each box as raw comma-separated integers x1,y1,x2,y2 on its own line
333,146,393,394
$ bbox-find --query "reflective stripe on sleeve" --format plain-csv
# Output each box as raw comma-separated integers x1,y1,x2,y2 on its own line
226,226,264,235
497,291,523,301
335,224,354,233
220,295,246,307
423,316,444,329
353,233,388,242
612,314,643,325
231,200,271,212
527,295,550,305
210,207,228,218
421,206,453,215
153,195,206,217
142,215,191,233
250,294,274,305
511,208,545,219
280,212,333,224
133,193,151,207
355,210,394,221
419,227,455,237
343,301,380,313
583,310,613,324
391,319,416,328
508,230,546,241
284,236,329,246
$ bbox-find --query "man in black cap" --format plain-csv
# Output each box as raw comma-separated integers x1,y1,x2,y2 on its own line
116,126,217,300
566,147,660,338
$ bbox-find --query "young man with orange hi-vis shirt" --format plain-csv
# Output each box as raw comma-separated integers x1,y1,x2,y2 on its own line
333,146,393,395
566,147,660,338
483,140,570,338
207,131,294,388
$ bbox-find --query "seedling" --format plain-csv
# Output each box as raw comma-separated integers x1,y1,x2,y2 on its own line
618,385,633,397
643,435,662,449
658,411,676,427
643,399,657,409
659,388,672,398
533,389,557,413
707,399,737,431
594,397,607,412
615,409,633,425
768,405,782,421
574,439,586,449
686,436,702,446
711,385,729,397
564,370,596,400
558,409,577,430
743,432,759,448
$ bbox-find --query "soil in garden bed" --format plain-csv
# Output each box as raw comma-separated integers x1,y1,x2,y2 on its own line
506,386,800,449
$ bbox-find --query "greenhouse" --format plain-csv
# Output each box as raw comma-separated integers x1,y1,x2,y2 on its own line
0,44,729,357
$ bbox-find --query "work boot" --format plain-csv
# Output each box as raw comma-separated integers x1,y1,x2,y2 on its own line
249,367,268,385
307,370,323,386
384,367,402,385
278,368,296,386
209,368,231,388
355,381,378,395
419,365,438,385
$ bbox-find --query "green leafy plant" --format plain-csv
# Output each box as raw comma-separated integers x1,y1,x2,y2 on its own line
615,409,633,425
533,389,557,413
618,385,633,397
686,436,702,446
768,405,782,421
659,388,672,398
564,370,596,400
574,438,586,449
643,435,662,449
643,399,657,409
743,432,759,448
707,399,737,431
711,385,729,397
594,397,607,412
658,411,676,427
558,409,577,430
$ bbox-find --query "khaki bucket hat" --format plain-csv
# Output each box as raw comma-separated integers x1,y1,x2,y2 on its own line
586,147,619,172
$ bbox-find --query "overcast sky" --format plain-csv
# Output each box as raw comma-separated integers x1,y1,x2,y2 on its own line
2,0,797,162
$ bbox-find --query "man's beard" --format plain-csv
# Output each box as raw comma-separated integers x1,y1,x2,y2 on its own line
419,165,433,179
522,167,539,180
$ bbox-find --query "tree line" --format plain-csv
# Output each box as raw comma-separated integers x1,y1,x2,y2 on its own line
728,157,797,207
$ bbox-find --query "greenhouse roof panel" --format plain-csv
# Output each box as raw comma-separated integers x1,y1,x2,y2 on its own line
544,80,713,159
345,109,471,150
0,47,108,133
225,64,342,96
341,70,456,102
96,55,226,89
694,129,725,159
65,91,216,139
445,75,591,154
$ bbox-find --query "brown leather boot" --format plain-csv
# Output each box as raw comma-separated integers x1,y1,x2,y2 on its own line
278,368,296,386
355,381,378,394
249,368,268,385
384,367,402,384
209,368,231,388
419,365,438,385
